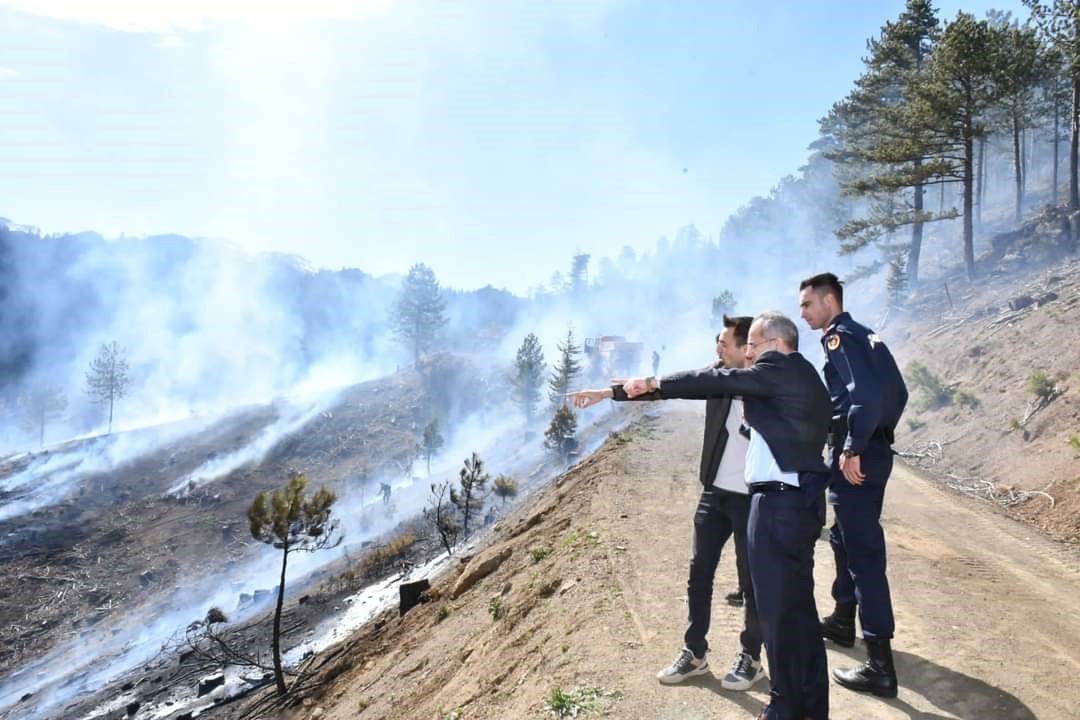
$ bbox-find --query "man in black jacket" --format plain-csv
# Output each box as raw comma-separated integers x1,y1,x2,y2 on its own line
626,316,764,690
573,312,832,720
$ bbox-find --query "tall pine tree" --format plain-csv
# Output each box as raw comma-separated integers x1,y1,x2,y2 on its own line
547,326,582,410
990,13,1049,224
903,12,1004,279
391,263,448,363
1026,0,1080,209
511,333,546,424
828,0,943,287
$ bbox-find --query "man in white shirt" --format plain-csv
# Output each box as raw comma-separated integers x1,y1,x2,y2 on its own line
651,316,764,690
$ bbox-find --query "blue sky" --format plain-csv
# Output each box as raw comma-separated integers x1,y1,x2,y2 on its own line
0,0,1027,292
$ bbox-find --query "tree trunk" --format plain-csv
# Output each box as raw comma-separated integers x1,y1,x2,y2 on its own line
108,392,115,434
909,168,924,288
1013,116,1023,226
462,490,472,540
272,548,289,695
1054,98,1061,203
39,410,45,447
1071,75,1079,210
977,135,987,227
964,116,976,281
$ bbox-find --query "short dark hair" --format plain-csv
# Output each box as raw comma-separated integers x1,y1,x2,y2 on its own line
800,272,844,307
722,314,753,347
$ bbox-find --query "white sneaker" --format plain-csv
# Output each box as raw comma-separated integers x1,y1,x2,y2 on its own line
721,651,764,691
656,648,709,684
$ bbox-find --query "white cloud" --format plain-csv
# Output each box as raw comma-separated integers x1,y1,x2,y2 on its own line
0,0,394,33
0,66,20,78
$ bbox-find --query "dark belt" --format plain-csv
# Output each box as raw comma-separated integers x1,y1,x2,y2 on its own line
749,481,799,494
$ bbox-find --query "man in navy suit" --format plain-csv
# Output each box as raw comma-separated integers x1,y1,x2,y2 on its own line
573,311,831,720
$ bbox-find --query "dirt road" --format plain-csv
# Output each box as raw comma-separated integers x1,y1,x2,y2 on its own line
301,405,1080,720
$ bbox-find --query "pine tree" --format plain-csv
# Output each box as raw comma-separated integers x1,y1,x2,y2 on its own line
828,0,943,287
85,341,131,434
886,252,910,306
1042,46,1072,201
511,333,546,424
544,405,578,462
450,452,489,540
904,12,1005,280
569,253,590,296
711,290,736,325
1026,0,1080,209
492,475,519,505
18,384,67,447
248,473,339,695
547,326,582,409
421,418,444,475
990,13,1049,224
391,263,448,363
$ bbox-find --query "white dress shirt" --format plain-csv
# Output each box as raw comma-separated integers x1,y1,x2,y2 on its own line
712,399,750,494
744,428,800,487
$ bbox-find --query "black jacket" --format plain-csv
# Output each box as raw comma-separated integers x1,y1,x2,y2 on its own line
648,350,831,475
613,363,734,489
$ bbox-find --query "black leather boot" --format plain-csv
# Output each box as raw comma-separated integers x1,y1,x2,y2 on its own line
833,638,898,698
820,603,856,647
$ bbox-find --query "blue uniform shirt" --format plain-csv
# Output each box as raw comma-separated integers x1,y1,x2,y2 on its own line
821,312,908,454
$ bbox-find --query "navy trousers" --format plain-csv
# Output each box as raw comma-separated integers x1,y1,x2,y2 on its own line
685,487,761,661
748,474,829,720
827,438,895,640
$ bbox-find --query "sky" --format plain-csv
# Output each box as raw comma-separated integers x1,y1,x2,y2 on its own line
0,0,1028,293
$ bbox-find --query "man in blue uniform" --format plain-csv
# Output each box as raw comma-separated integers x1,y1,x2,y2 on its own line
798,272,908,699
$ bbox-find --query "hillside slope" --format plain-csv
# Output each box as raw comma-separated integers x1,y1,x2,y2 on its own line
257,407,1080,720
889,255,1080,542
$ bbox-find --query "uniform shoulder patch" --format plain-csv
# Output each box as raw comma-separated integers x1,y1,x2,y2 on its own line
827,334,841,351
867,333,881,348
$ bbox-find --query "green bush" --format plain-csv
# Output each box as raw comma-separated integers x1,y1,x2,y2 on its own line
905,361,953,410
1028,371,1057,401
530,546,552,564
487,597,504,621
955,391,980,409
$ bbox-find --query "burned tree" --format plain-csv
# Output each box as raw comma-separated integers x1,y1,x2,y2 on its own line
85,340,131,434
181,607,275,674
18,384,67,447
248,472,340,695
424,480,459,555
451,452,489,540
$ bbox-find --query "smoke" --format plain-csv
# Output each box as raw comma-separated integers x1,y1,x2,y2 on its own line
167,392,338,496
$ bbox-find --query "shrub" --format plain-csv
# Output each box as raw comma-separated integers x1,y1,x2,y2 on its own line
955,391,980,409
358,530,418,579
487,597,504,621
905,361,953,410
530,546,552,564
1028,371,1057,401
